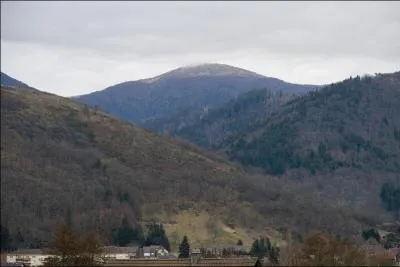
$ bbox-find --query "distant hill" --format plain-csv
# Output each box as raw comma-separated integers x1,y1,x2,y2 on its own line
225,72,400,224
1,86,372,250
146,88,300,149
75,63,317,125
0,72,37,91
228,72,400,176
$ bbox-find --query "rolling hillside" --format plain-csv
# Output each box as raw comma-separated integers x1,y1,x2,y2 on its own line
1,86,373,250
75,63,317,125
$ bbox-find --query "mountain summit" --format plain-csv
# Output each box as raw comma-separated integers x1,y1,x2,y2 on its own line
144,63,265,82
76,63,317,125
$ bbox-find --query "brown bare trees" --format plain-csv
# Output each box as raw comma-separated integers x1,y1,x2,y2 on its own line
282,232,366,266
44,224,103,266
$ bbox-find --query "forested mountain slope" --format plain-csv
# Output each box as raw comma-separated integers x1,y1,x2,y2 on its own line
225,73,400,225
1,86,375,250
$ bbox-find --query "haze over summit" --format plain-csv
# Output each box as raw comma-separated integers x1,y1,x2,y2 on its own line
1,1,400,96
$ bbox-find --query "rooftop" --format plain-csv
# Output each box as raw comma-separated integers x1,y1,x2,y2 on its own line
9,249,52,255
102,246,138,254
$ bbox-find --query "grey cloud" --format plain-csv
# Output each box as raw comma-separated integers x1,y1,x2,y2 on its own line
3,1,400,59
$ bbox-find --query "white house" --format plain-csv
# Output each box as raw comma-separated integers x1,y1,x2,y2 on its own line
201,244,247,257
137,245,169,258
6,249,53,266
101,246,138,260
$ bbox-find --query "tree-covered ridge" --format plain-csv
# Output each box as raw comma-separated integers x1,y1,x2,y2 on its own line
147,88,299,149
228,72,400,176
380,182,400,220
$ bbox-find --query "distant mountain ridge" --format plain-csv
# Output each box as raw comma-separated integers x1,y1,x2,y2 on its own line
75,63,318,125
0,72,37,91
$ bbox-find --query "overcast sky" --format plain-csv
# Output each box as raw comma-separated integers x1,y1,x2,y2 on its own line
1,1,400,97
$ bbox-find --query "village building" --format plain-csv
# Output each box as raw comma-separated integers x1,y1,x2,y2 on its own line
101,246,138,260
6,249,53,267
388,248,400,266
200,244,247,257
0,263,25,267
190,248,202,264
361,244,400,266
361,243,387,257
136,245,169,258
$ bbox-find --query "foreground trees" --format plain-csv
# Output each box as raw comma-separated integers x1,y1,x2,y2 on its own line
143,222,171,252
0,225,12,251
281,232,366,266
113,216,144,246
250,237,279,264
44,224,103,266
380,182,400,220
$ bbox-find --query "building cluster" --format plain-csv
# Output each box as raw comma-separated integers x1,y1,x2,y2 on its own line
3,244,250,267
4,245,171,266
200,244,248,257
5,243,399,267
361,245,400,265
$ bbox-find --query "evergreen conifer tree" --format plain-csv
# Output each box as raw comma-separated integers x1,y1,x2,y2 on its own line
178,235,190,258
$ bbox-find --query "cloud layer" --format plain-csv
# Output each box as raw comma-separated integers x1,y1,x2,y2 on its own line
1,1,399,96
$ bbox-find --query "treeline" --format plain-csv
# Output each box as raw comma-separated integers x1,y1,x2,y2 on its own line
45,221,171,266
112,217,170,251
0,218,171,253
179,232,398,266
380,182,400,219
362,227,400,249
250,237,279,264
0,224,36,251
